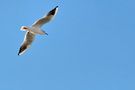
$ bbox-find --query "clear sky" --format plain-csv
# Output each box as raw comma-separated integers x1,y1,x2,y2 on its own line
0,0,134,90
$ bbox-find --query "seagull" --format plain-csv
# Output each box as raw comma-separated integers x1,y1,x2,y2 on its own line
18,6,58,55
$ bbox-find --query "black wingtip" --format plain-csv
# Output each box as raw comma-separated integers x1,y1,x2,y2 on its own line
54,6,58,10
55,6,58,8
48,6,58,15
53,6,58,11
18,51,20,56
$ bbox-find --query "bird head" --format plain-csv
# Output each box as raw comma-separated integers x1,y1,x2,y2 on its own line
20,26,29,31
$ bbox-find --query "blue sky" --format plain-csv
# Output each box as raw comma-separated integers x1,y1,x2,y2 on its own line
0,0,134,90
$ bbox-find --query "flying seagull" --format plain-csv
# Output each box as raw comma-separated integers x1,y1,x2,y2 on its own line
18,6,58,55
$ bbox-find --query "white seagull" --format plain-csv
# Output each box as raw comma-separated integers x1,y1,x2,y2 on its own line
18,6,58,55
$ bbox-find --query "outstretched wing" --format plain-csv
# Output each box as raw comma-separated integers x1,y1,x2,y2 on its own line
32,6,58,27
18,31,35,55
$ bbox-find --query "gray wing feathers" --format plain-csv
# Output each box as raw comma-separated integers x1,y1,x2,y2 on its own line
32,15,53,27
32,6,58,27
18,32,35,55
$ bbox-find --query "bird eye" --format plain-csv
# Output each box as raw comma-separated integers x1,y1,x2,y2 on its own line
23,27,27,29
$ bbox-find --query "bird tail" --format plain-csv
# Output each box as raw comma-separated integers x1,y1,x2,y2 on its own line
42,30,48,35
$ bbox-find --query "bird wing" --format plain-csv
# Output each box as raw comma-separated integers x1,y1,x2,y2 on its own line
32,6,58,27
18,31,35,55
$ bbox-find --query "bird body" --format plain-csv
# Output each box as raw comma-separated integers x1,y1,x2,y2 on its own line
18,6,58,55
21,26,45,35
